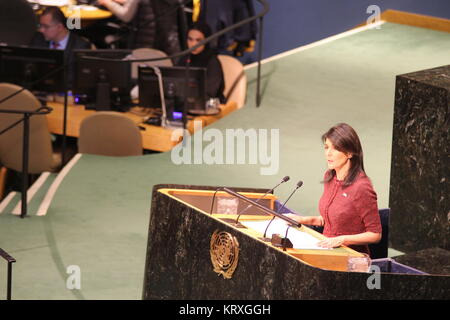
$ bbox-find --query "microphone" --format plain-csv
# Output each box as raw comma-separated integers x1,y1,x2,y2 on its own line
261,180,304,241
277,180,303,214
234,176,290,225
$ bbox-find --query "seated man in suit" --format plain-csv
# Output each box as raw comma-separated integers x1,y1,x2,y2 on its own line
31,6,91,51
30,6,92,86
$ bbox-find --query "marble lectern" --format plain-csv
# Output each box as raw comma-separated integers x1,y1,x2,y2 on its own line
390,65,449,252
142,184,450,299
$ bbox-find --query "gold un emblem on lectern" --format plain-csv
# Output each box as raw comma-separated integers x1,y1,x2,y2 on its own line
210,230,240,279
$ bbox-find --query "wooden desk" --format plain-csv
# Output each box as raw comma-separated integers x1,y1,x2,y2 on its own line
61,5,112,21
46,101,237,152
30,1,113,20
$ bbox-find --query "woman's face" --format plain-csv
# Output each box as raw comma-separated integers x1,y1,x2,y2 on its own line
187,29,205,55
324,138,352,173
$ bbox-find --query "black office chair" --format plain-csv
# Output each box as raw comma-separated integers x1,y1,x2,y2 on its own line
0,0,37,46
306,208,390,259
369,208,390,259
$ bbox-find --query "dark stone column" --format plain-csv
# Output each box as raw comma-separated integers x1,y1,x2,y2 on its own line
389,65,449,252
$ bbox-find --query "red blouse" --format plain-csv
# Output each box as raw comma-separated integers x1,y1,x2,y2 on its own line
319,171,382,254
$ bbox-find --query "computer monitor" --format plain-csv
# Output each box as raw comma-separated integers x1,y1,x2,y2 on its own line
72,49,132,111
0,45,65,92
138,65,207,119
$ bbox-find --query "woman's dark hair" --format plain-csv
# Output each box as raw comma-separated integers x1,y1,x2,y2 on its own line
41,6,67,29
322,123,365,187
189,21,212,38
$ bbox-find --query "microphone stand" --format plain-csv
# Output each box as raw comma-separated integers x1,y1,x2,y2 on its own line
209,187,222,215
146,65,169,127
234,176,289,224
282,225,292,251
260,181,303,242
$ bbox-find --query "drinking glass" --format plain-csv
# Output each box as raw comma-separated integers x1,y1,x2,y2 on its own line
205,97,220,114
217,197,239,215
347,253,371,272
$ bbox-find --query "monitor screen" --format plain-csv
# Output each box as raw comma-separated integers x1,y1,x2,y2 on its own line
0,45,65,92
72,49,132,110
138,65,207,116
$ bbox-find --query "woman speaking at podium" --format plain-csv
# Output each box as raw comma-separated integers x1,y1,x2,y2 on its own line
287,123,382,255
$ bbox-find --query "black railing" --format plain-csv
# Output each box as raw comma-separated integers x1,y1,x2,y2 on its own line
0,105,53,218
0,248,16,300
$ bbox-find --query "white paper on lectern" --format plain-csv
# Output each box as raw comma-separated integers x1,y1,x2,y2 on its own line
241,219,331,250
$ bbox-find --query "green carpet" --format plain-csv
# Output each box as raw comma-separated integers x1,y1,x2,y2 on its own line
0,23,449,299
